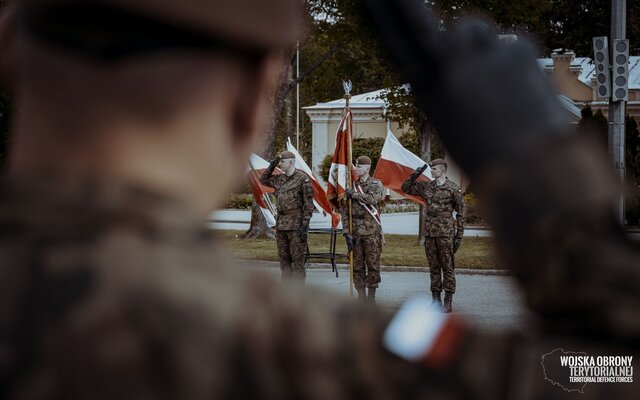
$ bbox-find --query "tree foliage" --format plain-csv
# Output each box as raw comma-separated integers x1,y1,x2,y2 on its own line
578,106,609,150
625,115,640,185
430,0,640,56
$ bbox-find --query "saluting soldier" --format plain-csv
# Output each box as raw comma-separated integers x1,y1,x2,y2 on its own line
401,159,465,312
260,151,315,281
341,155,384,302
3,0,639,398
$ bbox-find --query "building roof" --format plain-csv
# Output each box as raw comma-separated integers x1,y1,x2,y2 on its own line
307,55,640,112
538,56,640,89
303,88,388,110
558,94,582,121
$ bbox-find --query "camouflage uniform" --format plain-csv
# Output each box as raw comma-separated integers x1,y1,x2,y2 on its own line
0,179,406,399
260,170,314,280
340,177,384,290
401,176,465,294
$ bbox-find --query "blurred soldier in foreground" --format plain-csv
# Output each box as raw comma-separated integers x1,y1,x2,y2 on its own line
341,155,384,302
402,159,465,312
0,0,638,399
260,150,314,281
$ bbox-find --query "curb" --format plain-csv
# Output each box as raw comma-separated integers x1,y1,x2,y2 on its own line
242,260,510,276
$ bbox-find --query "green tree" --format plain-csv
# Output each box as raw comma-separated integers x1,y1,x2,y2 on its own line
431,1,640,56
625,115,640,226
578,106,608,150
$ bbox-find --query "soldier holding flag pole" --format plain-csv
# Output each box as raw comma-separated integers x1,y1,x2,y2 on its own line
326,81,356,296
344,81,355,297
341,155,384,303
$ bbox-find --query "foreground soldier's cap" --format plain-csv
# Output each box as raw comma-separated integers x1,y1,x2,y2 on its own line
356,156,372,165
430,159,447,168
16,0,303,50
279,151,295,160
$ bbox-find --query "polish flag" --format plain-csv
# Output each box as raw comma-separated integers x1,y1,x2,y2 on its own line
286,138,340,229
327,110,356,208
373,130,433,205
248,153,277,227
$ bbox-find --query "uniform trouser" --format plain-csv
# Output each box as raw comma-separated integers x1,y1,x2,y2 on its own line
353,233,382,289
276,230,307,281
425,237,455,293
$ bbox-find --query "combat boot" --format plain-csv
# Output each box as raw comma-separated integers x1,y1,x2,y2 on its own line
443,292,453,313
357,288,366,301
367,288,376,304
431,291,442,308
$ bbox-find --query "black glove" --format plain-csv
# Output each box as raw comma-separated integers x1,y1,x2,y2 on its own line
362,0,566,177
265,156,281,176
409,164,429,182
453,237,462,254
298,223,309,241
344,233,354,251
345,188,355,199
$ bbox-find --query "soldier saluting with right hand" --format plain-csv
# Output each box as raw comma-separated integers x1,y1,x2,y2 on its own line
260,151,314,282
401,159,465,312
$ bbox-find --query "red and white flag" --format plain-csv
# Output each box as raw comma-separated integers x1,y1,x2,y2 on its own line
373,130,433,205
286,139,340,229
327,110,356,208
247,153,277,227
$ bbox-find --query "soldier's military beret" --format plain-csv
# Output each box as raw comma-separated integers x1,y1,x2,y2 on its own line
17,0,303,51
430,158,447,168
279,151,296,160
356,156,372,165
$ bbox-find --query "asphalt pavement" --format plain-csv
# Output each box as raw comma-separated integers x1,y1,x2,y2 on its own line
248,262,534,333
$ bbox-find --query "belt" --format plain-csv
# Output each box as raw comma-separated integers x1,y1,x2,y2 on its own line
426,210,452,217
279,208,301,215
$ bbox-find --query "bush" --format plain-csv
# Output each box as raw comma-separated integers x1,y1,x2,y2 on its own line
226,193,254,209
383,200,419,213
463,187,486,226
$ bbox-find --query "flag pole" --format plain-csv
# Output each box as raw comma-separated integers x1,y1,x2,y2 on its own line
343,80,354,297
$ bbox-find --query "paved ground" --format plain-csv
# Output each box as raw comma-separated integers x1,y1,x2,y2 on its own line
249,262,534,333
